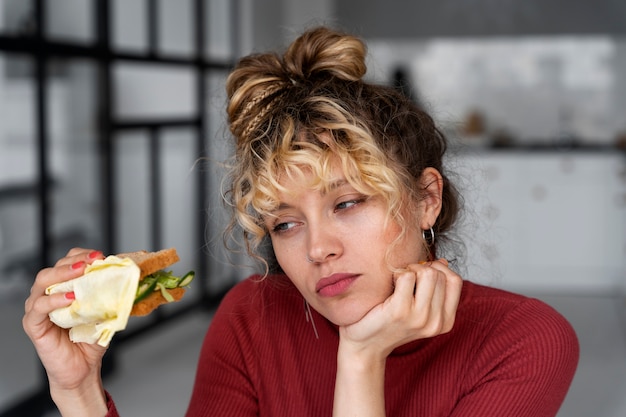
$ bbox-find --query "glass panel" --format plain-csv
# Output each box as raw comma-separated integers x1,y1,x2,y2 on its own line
160,128,196,268
47,58,103,260
45,0,94,43
0,0,35,36
206,0,233,60
113,62,196,120
112,0,147,52
159,127,198,310
159,0,193,56
204,70,249,290
0,55,37,186
0,53,41,411
114,131,151,252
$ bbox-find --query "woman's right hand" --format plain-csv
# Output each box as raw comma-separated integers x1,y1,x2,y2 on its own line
23,248,109,416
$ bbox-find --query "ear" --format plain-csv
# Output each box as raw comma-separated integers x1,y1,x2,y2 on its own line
417,167,443,230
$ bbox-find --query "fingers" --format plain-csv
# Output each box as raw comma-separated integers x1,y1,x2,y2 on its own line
25,248,105,331
33,249,104,293
427,259,463,333
55,248,104,267
23,292,73,342
392,259,462,337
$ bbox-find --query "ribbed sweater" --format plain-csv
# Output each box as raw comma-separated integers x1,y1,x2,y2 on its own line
106,276,579,416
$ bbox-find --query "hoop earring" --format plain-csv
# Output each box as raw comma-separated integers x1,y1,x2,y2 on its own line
422,227,435,246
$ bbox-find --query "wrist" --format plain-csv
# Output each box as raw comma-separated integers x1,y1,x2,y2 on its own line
338,333,389,364
334,341,387,417
49,376,108,417
337,341,387,375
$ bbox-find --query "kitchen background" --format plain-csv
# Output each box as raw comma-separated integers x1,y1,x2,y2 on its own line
0,1,625,416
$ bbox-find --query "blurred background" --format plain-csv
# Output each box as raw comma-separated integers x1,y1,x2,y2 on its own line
0,0,624,416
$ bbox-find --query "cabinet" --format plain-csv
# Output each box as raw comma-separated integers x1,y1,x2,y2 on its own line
456,151,626,294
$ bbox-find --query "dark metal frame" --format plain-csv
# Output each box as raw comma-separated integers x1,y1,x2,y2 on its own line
0,1,237,415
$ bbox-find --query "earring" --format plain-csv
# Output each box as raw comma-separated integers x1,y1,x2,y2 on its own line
422,227,435,246
303,299,319,339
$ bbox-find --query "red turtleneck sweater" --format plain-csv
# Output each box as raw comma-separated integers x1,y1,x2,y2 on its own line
106,275,579,417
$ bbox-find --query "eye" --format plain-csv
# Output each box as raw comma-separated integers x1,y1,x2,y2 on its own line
272,220,297,234
335,197,366,211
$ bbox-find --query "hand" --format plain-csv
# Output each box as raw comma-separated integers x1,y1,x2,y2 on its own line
332,259,463,417
23,248,109,413
339,259,463,361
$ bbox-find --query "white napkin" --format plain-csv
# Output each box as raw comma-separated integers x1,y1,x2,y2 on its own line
46,256,140,347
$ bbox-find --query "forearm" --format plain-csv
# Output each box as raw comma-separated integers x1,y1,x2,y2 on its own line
49,373,108,417
333,344,387,417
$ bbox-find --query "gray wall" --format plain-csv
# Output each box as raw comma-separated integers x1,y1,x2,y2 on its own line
336,0,626,38
248,0,335,52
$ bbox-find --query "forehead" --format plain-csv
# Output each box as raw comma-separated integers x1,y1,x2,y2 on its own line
276,158,346,194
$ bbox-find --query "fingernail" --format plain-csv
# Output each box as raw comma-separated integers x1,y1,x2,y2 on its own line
65,292,76,300
71,261,85,270
439,258,449,267
88,251,102,259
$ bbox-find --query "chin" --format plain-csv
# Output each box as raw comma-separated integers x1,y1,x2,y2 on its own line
323,304,372,327
316,291,389,327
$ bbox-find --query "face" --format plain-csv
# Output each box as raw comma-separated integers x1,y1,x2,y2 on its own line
263,162,428,327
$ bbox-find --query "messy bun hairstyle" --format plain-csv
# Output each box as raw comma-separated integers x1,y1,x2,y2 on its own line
224,26,460,273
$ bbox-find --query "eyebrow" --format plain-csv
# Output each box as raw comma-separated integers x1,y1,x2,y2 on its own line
270,179,351,213
325,179,349,194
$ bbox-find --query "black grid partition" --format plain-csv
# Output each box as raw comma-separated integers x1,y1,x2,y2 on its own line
0,1,238,415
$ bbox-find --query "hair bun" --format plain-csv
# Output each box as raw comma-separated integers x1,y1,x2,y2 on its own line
226,53,287,138
283,26,367,83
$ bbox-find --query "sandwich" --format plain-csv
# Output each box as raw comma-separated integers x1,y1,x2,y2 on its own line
119,248,194,316
45,248,194,347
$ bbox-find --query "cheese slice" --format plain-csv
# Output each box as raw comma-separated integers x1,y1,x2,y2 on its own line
46,255,140,347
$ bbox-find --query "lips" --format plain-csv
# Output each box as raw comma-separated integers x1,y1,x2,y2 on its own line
316,273,360,297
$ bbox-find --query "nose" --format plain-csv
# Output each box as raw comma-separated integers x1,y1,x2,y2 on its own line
306,220,343,264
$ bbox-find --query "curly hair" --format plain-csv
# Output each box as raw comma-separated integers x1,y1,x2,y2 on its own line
223,26,460,274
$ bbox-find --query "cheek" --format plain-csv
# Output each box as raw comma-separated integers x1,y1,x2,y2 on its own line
273,247,312,295
383,223,424,267
271,238,301,275
383,220,402,242
271,238,287,266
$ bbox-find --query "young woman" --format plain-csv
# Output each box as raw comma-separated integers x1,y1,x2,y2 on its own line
23,26,579,417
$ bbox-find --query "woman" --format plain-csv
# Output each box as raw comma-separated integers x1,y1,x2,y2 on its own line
23,26,579,417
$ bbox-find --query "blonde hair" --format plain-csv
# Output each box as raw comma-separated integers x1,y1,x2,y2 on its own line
224,27,459,273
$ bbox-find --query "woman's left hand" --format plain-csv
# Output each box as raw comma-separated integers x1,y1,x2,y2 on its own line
339,259,463,361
